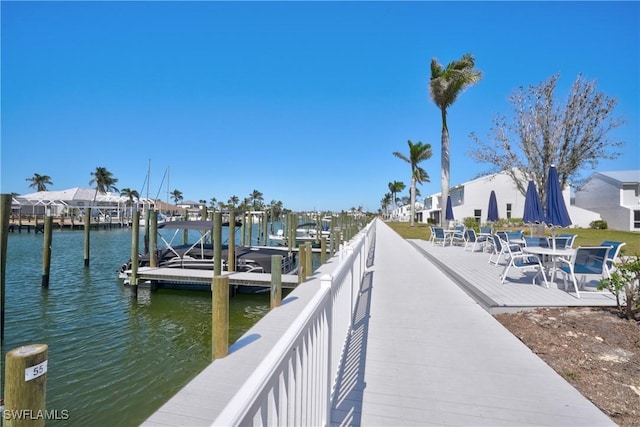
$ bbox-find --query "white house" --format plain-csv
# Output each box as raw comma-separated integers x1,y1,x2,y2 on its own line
13,187,158,220
575,170,640,232
419,170,600,228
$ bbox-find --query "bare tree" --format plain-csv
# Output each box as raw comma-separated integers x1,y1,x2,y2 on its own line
469,73,624,207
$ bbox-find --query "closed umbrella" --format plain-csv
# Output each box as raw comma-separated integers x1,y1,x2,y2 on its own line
445,195,455,222
523,180,544,225
544,166,572,249
487,190,499,223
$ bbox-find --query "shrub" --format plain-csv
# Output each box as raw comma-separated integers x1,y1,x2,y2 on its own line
597,255,640,320
463,217,479,230
590,220,608,229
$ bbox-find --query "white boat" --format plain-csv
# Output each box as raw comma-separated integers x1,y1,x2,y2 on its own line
269,220,331,247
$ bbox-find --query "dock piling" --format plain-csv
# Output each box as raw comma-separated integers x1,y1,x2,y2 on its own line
130,211,140,296
270,255,282,308
1,194,11,343
213,211,222,277
4,344,48,427
212,276,229,360
83,207,91,267
41,216,53,288
228,210,236,272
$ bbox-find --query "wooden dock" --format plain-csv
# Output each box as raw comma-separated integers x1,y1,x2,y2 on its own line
130,266,300,290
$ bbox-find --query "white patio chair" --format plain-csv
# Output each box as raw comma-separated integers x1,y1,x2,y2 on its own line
556,246,611,299
489,234,522,266
428,225,436,244
431,227,447,246
464,229,487,252
450,225,466,246
600,241,626,276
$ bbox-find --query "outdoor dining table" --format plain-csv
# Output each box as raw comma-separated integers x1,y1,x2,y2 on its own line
522,246,575,283
443,229,458,245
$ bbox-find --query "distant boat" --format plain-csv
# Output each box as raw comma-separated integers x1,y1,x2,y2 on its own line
269,219,331,247
118,220,296,279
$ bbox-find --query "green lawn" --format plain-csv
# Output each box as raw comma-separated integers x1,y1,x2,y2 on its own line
384,221,640,255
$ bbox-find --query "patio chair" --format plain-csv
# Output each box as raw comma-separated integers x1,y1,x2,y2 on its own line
431,227,447,246
464,229,487,252
506,230,524,241
556,246,611,299
524,237,549,248
479,226,493,235
500,241,549,288
548,236,572,249
428,226,436,244
559,233,577,248
488,234,522,266
450,225,466,246
600,241,626,275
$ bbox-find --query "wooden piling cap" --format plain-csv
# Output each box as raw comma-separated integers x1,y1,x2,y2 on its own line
7,344,47,357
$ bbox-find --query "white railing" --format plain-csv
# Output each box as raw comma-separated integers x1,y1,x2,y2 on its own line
212,220,375,426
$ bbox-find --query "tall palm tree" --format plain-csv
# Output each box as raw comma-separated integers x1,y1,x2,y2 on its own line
393,140,432,226
429,53,482,226
171,189,183,205
387,181,406,218
25,173,53,192
89,167,118,201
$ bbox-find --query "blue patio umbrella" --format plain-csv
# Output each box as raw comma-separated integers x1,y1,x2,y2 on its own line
523,180,544,224
544,166,572,248
445,195,455,221
487,190,499,222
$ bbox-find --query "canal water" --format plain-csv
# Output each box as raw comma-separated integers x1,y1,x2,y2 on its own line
2,226,284,426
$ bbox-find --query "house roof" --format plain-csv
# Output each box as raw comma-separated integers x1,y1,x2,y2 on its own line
14,187,154,206
597,170,640,184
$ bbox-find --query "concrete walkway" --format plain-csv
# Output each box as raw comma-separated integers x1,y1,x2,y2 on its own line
330,219,613,426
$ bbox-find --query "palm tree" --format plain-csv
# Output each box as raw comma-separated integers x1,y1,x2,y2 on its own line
25,173,53,192
120,188,139,218
393,140,432,226
387,181,405,218
89,167,118,201
171,189,183,205
227,195,240,209
381,193,393,219
249,189,264,211
429,53,482,226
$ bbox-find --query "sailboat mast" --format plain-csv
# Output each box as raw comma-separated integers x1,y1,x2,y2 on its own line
146,159,151,200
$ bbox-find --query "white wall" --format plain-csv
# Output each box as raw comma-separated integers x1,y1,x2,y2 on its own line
575,173,637,231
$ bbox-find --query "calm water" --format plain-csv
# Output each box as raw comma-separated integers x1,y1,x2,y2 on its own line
2,226,278,426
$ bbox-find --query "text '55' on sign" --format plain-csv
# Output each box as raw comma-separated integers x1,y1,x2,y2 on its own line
25,360,48,381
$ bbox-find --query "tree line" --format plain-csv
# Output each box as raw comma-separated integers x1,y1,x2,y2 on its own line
24,168,287,219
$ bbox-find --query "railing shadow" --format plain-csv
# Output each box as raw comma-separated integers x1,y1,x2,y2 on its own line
329,269,373,427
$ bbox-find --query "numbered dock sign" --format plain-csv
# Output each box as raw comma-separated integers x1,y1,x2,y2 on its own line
25,360,48,381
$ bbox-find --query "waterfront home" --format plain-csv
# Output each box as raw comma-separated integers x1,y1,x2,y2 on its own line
405,170,601,227
575,170,640,232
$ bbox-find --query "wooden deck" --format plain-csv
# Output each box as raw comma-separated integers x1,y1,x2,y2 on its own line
408,238,617,313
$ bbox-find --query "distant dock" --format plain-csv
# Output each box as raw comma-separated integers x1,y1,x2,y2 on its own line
7,219,128,232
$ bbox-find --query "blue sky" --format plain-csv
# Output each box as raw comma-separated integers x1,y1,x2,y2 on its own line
2,1,638,212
